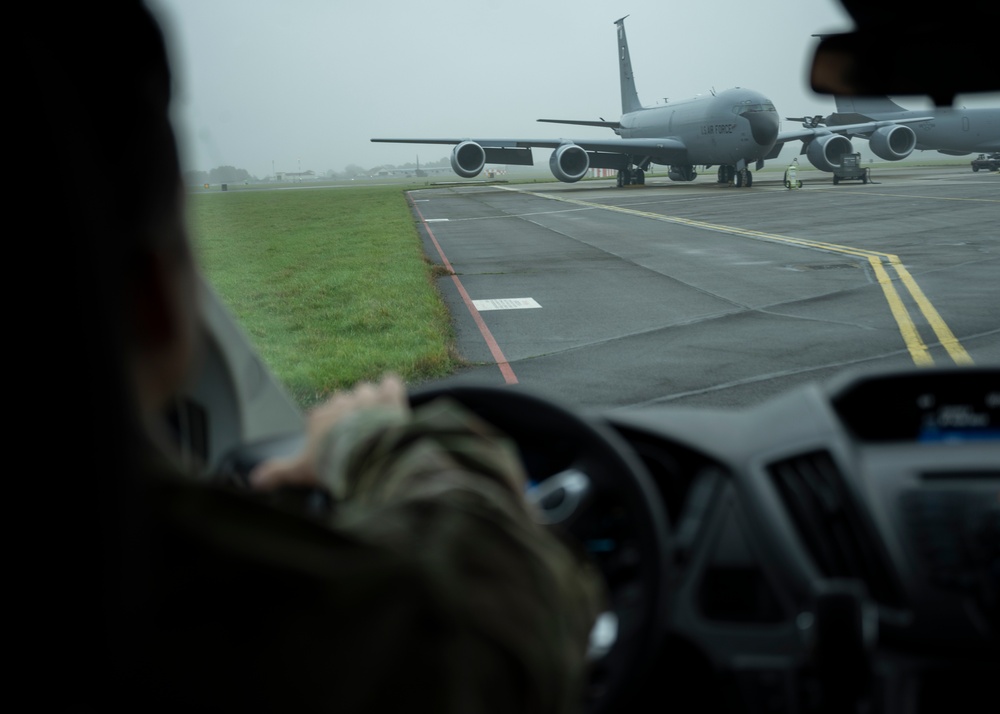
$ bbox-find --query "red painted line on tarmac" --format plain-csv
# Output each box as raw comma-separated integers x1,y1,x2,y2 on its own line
408,194,519,385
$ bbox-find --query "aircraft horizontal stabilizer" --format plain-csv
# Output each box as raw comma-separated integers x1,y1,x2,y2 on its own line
537,119,621,130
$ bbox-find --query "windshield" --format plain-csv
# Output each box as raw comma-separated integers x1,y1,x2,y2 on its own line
148,0,1000,414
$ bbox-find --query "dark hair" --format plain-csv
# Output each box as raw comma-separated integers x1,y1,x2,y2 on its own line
17,4,185,705
25,2,183,376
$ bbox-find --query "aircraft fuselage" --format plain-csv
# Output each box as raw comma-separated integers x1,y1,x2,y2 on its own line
620,88,780,167
909,107,1000,153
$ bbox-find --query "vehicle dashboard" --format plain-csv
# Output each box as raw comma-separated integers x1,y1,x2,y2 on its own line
589,366,998,711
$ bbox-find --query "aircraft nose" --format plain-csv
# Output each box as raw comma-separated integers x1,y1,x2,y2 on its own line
743,109,779,147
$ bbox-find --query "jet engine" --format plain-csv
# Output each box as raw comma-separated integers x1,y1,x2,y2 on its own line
450,141,486,178
806,133,855,172
868,124,916,161
549,143,590,183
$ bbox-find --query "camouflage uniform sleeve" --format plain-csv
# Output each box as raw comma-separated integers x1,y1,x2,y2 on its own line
314,396,606,714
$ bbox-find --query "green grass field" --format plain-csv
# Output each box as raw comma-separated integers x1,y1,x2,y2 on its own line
186,184,459,409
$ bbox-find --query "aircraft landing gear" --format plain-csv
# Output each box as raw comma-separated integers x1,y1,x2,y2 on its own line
717,165,750,187
667,165,698,182
616,168,645,187
734,168,753,188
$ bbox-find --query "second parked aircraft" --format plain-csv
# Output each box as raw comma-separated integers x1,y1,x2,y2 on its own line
789,95,1000,160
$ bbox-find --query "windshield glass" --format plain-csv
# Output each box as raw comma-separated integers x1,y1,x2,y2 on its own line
148,0,1000,413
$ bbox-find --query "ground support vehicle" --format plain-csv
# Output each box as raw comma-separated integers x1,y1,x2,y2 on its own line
832,153,870,184
783,161,803,189
971,153,1000,172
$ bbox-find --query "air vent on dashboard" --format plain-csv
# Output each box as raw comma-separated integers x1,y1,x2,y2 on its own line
769,450,906,607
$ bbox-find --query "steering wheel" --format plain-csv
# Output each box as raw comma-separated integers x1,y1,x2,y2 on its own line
409,383,672,714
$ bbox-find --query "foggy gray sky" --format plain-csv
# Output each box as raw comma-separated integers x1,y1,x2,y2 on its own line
146,0,995,179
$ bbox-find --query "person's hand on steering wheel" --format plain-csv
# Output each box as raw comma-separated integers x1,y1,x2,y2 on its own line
248,374,408,492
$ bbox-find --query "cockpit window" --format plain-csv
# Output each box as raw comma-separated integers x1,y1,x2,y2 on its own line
736,103,776,113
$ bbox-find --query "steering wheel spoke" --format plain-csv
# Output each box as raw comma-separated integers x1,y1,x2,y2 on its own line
527,467,593,526
409,384,672,714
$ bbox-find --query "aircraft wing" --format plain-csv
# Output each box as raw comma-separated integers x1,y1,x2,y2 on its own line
537,119,622,130
776,116,933,143
371,137,689,165
769,116,937,169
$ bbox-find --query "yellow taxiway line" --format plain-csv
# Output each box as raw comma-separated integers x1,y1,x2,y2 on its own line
499,186,973,366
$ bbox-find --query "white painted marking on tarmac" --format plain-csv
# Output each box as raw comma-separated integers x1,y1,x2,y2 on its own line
424,218,450,222
473,298,542,311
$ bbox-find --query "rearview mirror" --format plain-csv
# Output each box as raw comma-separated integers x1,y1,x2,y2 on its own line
810,29,998,106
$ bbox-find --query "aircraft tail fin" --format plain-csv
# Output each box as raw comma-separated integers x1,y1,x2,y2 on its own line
834,95,908,115
615,16,643,114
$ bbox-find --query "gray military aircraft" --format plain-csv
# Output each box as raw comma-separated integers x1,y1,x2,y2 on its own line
372,16,933,187
790,95,1000,161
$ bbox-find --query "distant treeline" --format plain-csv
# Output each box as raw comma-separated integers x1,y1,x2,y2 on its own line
185,157,453,185
185,166,254,185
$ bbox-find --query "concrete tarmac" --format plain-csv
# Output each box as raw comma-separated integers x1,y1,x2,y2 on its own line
408,164,1000,410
